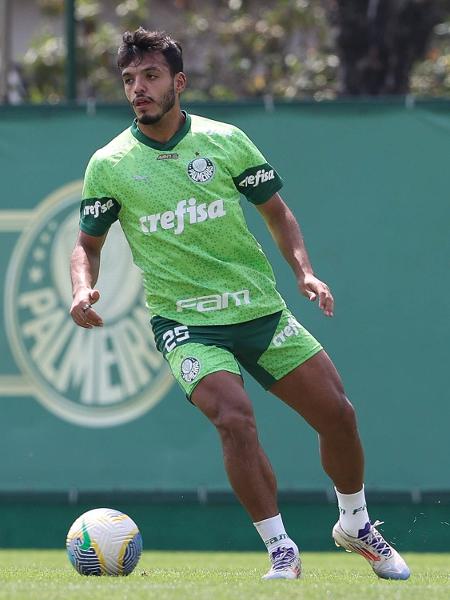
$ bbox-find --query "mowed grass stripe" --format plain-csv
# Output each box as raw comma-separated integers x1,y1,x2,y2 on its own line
0,550,448,600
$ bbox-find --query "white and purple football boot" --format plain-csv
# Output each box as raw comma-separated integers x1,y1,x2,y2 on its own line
332,520,410,580
262,543,301,580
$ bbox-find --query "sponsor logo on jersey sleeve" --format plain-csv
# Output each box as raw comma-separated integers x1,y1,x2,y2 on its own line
80,198,120,235
181,357,201,382
187,157,215,183
239,168,274,188
82,198,116,218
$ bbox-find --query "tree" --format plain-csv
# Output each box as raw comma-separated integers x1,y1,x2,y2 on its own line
410,12,450,96
325,0,450,95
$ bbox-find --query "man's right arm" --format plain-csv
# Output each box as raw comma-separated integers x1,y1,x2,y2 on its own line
70,230,107,329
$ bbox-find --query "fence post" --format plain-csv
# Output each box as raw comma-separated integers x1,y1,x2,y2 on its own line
0,0,11,103
65,0,76,102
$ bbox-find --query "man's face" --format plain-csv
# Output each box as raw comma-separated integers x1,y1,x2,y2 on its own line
121,52,180,125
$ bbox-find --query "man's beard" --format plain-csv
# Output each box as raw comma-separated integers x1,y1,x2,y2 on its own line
137,86,176,125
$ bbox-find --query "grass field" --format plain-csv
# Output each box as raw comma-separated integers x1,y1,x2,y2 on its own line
0,550,448,600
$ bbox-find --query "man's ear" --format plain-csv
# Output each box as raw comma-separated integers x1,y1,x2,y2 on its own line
175,72,187,94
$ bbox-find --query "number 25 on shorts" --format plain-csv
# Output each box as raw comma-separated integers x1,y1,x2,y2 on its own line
162,325,190,353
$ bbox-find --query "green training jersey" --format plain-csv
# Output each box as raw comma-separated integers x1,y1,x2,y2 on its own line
80,112,286,325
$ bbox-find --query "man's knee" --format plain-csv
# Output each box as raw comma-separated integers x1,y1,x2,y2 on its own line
321,361,358,436
192,371,257,442
214,407,257,443
208,391,257,442
326,393,358,437
340,396,358,430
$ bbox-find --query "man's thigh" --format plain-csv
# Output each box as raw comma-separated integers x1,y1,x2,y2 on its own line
190,370,255,424
269,350,351,432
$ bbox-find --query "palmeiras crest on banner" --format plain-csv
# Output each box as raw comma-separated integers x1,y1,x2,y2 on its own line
4,181,173,427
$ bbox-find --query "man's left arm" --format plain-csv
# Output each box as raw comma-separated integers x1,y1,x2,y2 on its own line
257,192,334,317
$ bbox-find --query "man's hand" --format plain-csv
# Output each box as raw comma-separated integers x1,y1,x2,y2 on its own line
298,273,334,317
70,288,103,329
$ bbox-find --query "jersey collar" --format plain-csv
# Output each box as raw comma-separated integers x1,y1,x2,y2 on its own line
131,111,191,150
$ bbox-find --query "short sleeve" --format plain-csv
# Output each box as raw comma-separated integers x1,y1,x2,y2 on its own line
79,154,121,236
228,127,283,204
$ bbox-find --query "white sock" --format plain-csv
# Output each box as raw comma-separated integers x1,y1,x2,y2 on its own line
253,513,296,552
335,486,370,536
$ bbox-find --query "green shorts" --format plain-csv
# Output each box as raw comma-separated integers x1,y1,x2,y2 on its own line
151,308,322,400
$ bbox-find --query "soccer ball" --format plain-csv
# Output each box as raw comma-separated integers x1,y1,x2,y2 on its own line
66,507,143,576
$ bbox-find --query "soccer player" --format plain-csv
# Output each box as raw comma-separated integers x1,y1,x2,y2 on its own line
70,28,410,581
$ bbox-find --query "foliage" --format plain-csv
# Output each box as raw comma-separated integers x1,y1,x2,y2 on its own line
179,0,338,101
16,0,450,103
23,0,149,102
411,18,450,96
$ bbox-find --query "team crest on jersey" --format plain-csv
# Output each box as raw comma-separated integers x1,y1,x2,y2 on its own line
187,157,215,183
180,357,201,383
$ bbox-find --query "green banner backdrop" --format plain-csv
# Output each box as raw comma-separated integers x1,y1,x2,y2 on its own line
0,101,448,496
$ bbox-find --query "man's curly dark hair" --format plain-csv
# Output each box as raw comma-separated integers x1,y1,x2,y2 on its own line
117,27,183,75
